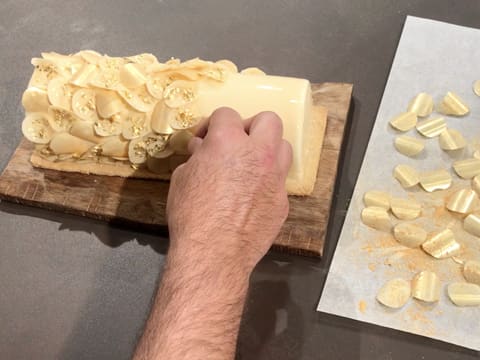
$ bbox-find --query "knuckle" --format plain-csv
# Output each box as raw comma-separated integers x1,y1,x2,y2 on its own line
210,107,240,121
207,127,231,143
256,111,283,132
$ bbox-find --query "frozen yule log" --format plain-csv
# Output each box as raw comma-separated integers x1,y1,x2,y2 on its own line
21,51,326,195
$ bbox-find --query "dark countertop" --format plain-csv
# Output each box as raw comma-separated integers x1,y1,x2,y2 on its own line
1,1,479,359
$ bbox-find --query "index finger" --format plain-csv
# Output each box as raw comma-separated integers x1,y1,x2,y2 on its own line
244,111,284,146
193,107,245,139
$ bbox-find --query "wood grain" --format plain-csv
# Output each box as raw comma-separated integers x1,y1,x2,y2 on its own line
0,82,353,257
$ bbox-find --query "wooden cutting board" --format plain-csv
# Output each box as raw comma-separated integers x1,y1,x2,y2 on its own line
0,82,352,257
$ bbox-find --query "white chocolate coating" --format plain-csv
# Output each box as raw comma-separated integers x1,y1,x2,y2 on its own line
196,73,312,182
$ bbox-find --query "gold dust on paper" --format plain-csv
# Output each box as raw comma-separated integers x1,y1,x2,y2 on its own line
453,158,480,179
393,223,427,248
421,229,460,259
439,128,467,151
474,80,480,96
394,135,424,157
464,261,480,285
416,117,446,138
376,278,411,309
407,92,434,117
358,300,367,314
447,283,480,307
390,197,422,220
361,207,391,232
438,91,470,116
394,164,420,188
412,271,441,303
363,190,390,209
389,111,417,131
419,169,452,192
464,213,480,237
446,188,478,214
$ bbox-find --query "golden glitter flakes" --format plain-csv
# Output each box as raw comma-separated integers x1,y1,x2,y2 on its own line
363,190,390,209
72,89,98,122
438,91,470,116
361,207,391,231
419,169,452,192
412,271,441,303
464,261,480,286
389,111,417,131
447,283,480,307
394,135,424,157
416,117,446,138
463,214,480,237
393,223,427,248
376,278,411,309
94,117,122,136
439,128,467,151
118,86,156,113
453,158,480,179
145,135,172,159
421,229,460,259
163,80,196,108
407,92,433,117
394,164,420,188
122,112,150,140
128,137,148,165
390,197,421,220
474,80,480,97
168,106,203,131
47,106,77,132
446,188,478,214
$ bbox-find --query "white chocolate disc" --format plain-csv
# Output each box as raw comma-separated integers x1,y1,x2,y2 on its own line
47,106,78,132
22,87,50,113
22,113,54,144
72,88,98,122
49,133,94,155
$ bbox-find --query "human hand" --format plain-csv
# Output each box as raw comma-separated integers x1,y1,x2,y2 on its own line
166,107,292,272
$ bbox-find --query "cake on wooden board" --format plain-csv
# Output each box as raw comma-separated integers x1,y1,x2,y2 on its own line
21,51,327,195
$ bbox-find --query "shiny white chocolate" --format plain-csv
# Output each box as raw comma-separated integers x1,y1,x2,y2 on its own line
193,73,312,182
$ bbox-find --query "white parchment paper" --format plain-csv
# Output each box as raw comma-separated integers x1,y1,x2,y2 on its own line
317,16,480,351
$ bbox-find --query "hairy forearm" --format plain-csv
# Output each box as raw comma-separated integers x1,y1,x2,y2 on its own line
133,244,251,360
